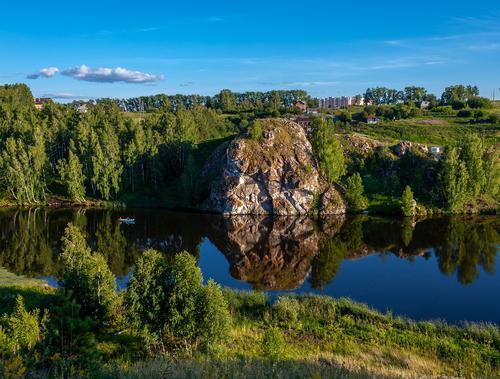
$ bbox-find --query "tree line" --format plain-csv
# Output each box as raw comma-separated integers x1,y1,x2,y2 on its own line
0,84,237,204
363,84,484,106
109,89,313,114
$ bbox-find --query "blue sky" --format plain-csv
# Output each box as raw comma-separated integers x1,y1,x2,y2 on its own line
1,0,499,100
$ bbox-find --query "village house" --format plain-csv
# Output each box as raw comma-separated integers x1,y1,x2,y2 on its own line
430,146,441,155
419,101,431,109
367,115,380,124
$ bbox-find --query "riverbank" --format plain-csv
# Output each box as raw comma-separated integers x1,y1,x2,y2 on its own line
1,280,499,378
0,194,498,216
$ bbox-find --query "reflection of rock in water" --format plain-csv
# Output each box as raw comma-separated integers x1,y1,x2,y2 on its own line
206,215,344,291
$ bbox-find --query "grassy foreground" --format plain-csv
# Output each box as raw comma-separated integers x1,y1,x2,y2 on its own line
1,280,499,378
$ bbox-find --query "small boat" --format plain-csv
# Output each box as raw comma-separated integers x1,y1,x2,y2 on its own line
117,217,135,224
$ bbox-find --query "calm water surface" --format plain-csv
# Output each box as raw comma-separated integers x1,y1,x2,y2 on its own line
0,208,499,324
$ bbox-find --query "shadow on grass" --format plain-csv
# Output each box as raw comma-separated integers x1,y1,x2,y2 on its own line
83,357,373,379
0,283,56,314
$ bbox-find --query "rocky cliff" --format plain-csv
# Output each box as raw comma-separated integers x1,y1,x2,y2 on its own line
201,119,346,215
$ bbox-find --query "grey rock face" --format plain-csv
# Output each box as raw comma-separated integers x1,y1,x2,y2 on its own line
202,119,346,215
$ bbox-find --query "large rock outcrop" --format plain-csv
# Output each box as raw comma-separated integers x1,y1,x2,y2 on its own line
201,119,346,215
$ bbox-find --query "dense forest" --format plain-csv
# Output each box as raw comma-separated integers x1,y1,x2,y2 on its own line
0,83,498,214
0,84,240,206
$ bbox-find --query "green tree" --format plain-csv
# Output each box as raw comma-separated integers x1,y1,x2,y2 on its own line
337,111,352,126
0,130,47,204
197,279,232,351
126,250,231,350
439,147,470,213
164,251,203,344
403,86,427,103
57,145,86,202
59,223,118,324
401,185,415,217
180,153,197,206
311,118,346,183
89,124,123,200
344,173,368,212
467,96,493,109
441,84,479,104
261,327,285,359
218,89,237,113
459,134,486,197
125,249,170,340
483,147,500,199
0,296,47,355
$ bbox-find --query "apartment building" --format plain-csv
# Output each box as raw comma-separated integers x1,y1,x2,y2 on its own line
319,96,364,109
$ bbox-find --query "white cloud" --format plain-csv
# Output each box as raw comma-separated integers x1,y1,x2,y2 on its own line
61,65,164,84
40,93,90,100
465,43,500,51
27,67,59,79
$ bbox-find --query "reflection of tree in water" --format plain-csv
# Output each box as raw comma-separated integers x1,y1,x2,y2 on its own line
434,217,499,285
95,213,139,277
311,216,499,289
400,218,414,247
0,209,208,280
310,219,364,289
0,208,498,289
0,209,60,277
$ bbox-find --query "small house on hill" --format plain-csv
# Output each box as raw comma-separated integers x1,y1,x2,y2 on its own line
367,115,380,124
430,146,441,155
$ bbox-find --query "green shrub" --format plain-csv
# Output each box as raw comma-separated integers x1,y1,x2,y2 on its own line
451,100,466,110
344,173,368,212
400,185,415,217
431,106,455,115
457,109,472,118
488,113,500,124
248,120,263,140
59,224,118,325
197,279,232,351
0,296,46,355
126,251,231,351
473,109,486,119
164,251,203,343
261,327,286,359
125,249,170,337
272,297,300,326
467,96,493,109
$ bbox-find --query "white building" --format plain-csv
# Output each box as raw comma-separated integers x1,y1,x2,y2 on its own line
318,96,364,109
430,146,441,155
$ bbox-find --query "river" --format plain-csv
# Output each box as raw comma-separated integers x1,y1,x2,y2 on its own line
0,208,499,324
